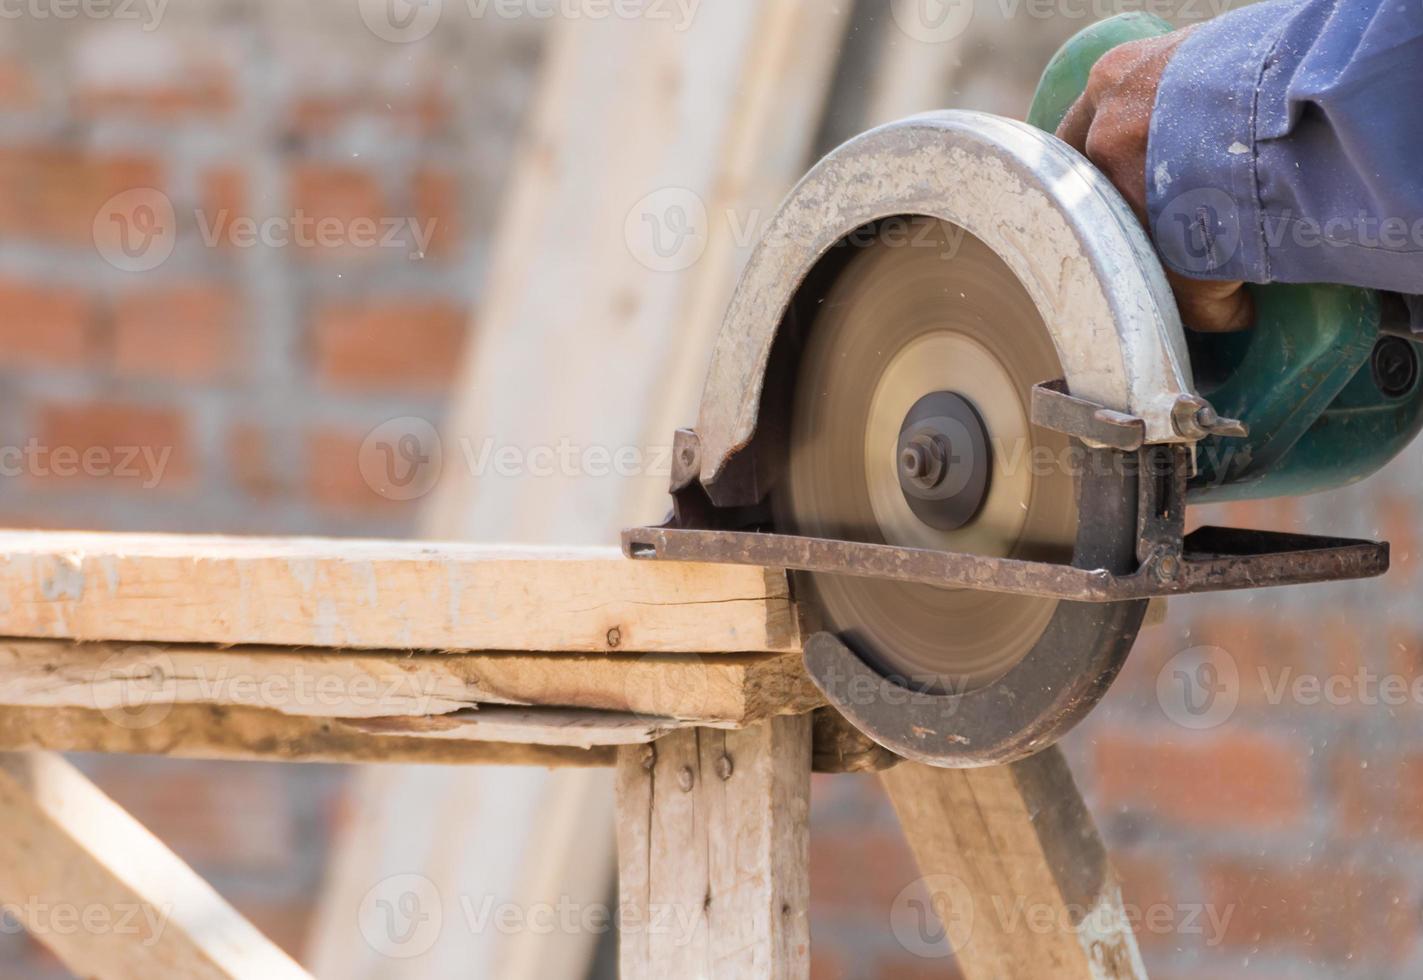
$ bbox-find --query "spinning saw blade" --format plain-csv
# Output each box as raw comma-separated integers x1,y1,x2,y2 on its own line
775,219,1081,694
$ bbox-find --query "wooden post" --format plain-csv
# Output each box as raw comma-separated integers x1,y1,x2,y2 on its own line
881,747,1147,979
616,715,812,979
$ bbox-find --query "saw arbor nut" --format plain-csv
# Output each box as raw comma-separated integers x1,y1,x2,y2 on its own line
895,391,992,532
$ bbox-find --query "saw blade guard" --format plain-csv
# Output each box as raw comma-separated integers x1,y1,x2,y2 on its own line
693,109,1199,508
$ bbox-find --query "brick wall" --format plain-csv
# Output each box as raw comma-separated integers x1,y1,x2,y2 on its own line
1,3,1418,979
0,4,541,976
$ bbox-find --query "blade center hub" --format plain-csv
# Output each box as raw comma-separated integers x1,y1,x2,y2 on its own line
896,391,992,532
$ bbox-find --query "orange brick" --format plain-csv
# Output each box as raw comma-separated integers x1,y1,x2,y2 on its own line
287,85,449,138
312,300,466,391
35,400,191,489
412,167,460,256
1328,747,1394,839
288,163,387,258
0,59,36,110
305,428,400,514
0,279,92,368
1395,755,1423,840
229,423,282,499
0,147,162,244
1179,612,1307,708
1203,861,1416,963
1092,729,1308,828
200,165,247,238
112,284,237,381
75,77,232,118
1110,852,1177,949
810,828,921,912
1378,493,1419,586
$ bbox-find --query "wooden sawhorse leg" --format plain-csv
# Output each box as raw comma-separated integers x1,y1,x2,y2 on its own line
882,746,1147,979
616,716,812,979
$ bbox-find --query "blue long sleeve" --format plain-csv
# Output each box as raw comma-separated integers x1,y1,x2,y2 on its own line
1147,0,1423,324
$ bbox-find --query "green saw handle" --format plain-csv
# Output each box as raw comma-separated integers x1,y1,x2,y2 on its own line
1028,13,1423,503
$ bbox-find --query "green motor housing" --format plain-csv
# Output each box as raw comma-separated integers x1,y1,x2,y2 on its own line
1028,13,1423,503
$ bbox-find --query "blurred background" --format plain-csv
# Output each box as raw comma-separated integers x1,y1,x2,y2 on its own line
0,1,1419,977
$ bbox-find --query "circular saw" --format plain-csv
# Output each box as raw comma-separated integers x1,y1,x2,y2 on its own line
624,14,1419,767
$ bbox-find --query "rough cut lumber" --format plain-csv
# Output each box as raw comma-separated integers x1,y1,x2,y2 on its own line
0,705,614,767
0,640,822,727
0,530,798,654
0,751,311,979
351,708,673,748
881,748,1147,979
616,716,813,979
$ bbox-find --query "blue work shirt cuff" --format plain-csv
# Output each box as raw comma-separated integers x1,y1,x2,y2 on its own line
1145,2,1291,283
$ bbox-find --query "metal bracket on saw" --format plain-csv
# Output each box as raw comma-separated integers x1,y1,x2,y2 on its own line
623,386,1390,767
624,383,1388,602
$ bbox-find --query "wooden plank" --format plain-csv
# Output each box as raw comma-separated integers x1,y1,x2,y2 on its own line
616,716,812,979
0,751,311,979
881,748,1147,979
0,704,614,767
0,640,822,727
0,530,797,654
351,708,674,748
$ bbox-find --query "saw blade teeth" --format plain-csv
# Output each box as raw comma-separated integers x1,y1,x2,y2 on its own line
774,217,1080,694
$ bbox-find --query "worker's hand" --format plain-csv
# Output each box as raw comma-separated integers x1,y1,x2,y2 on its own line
1056,31,1254,333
